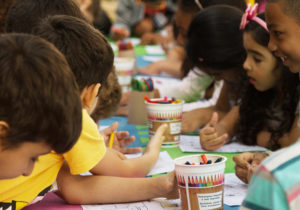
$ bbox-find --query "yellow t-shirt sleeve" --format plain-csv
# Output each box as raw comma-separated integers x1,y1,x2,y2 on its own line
63,109,107,175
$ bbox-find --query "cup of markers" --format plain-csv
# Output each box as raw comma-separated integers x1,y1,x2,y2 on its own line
145,97,184,146
174,154,227,210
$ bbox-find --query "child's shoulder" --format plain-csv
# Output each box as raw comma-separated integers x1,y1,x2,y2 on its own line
262,139,300,172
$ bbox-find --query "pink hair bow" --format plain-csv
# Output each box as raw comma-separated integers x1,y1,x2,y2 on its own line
240,3,269,32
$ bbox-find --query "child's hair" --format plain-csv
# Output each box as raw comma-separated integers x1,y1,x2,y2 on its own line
266,0,300,23
201,0,246,11
186,5,245,73
237,13,299,150
178,1,246,77
0,33,82,153
91,68,122,122
33,15,114,91
0,0,15,33
177,0,202,13
5,0,86,33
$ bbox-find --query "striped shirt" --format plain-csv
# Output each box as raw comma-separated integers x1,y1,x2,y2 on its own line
240,138,300,210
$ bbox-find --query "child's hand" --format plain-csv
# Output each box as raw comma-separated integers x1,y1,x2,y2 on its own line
199,112,228,151
233,152,254,183
111,27,130,41
233,152,268,183
100,122,142,154
144,124,167,153
181,109,204,133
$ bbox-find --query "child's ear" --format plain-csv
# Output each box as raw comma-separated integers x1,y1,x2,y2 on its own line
0,121,9,138
81,83,101,108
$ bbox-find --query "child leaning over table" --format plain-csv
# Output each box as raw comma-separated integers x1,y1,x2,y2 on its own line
0,33,82,181
240,0,300,209
197,7,299,183
0,14,178,209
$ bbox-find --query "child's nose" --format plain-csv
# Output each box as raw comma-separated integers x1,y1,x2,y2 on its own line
268,36,277,52
243,58,250,71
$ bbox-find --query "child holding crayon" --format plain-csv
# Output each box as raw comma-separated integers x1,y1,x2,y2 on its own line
0,33,82,181
0,13,177,209
241,0,300,208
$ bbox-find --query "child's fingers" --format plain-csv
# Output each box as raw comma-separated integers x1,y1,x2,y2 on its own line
116,131,130,139
235,166,249,183
200,126,216,135
203,133,227,147
233,152,253,169
200,133,218,142
117,136,136,147
207,112,218,127
154,124,168,138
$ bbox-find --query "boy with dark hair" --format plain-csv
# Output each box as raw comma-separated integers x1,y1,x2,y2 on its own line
240,0,300,209
5,0,140,154
0,15,177,209
5,0,87,33
0,33,82,180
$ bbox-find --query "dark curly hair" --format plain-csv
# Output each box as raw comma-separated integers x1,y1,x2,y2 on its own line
236,13,299,150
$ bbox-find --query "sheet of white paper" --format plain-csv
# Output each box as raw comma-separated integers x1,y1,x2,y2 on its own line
145,45,165,55
82,199,181,210
125,151,175,176
179,135,267,153
224,173,248,206
143,55,166,63
81,151,174,177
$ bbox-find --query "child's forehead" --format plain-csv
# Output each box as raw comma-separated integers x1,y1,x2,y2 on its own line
266,0,300,25
266,1,292,27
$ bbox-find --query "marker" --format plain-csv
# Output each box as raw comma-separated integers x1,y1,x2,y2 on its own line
109,132,115,148
207,160,212,164
201,154,208,164
214,157,222,163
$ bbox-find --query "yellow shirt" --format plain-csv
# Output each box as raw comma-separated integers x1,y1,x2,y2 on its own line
0,109,106,210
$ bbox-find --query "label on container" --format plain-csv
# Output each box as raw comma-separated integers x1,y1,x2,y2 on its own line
170,122,181,134
197,191,222,210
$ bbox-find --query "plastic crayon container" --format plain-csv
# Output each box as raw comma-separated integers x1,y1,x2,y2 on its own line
174,154,227,210
145,98,184,145
113,57,135,92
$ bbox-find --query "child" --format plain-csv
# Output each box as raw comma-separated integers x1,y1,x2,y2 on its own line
199,7,299,183
0,33,82,180
5,0,87,34
181,5,246,133
74,0,112,36
0,15,177,209
240,0,300,209
111,0,176,44
91,69,122,122
200,10,299,150
0,0,15,33
139,0,246,77
6,0,139,154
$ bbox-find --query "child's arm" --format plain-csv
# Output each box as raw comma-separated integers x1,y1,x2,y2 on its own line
90,124,167,177
56,162,178,204
138,59,182,77
181,82,231,133
199,106,239,151
256,115,300,148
